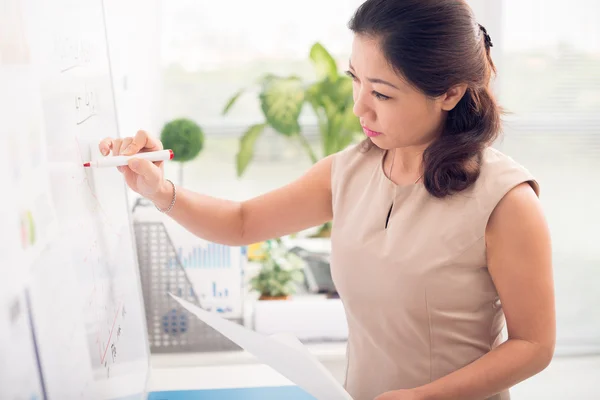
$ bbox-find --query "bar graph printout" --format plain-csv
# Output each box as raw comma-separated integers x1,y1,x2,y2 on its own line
163,218,245,319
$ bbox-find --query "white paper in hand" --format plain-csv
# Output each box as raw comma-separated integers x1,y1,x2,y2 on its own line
170,294,352,400
269,332,346,393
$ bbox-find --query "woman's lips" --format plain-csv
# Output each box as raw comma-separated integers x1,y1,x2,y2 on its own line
362,126,383,137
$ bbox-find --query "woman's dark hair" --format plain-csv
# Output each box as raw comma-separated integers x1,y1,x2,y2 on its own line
349,0,501,198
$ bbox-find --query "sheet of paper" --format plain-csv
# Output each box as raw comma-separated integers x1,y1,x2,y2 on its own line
170,294,352,400
269,331,345,388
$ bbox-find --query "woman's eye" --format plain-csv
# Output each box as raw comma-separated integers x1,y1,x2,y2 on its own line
345,71,390,100
373,91,390,101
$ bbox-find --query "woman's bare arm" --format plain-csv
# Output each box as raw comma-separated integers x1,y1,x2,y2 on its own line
151,156,334,246
104,129,334,246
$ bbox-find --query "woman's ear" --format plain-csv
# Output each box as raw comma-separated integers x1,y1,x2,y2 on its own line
440,83,468,111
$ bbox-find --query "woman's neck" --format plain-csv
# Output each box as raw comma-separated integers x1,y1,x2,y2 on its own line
385,144,428,185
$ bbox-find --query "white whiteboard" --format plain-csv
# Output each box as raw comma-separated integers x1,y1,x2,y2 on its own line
0,0,150,399
0,131,45,400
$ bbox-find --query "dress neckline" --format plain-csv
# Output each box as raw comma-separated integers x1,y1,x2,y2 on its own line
379,148,424,190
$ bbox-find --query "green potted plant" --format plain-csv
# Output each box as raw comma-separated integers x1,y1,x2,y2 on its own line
250,239,305,300
160,118,205,186
223,43,362,237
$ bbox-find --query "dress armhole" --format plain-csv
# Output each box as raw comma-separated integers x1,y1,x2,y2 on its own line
330,143,360,213
480,167,540,240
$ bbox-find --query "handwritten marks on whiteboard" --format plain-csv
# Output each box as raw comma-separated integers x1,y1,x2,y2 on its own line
75,85,97,125
50,29,133,384
52,34,98,126
13,1,149,397
56,36,92,73
98,302,124,379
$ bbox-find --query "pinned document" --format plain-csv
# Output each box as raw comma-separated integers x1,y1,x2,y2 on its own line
170,294,352,400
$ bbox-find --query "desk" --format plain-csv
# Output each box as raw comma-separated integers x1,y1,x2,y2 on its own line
148,386,315,400
148,350,600,399
148,350,346,400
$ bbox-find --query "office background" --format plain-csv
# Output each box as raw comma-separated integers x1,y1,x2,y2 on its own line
3,0,597,398
104,0,600,397
104,0,599,397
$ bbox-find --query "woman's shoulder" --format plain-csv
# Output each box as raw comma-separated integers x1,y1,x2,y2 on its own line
480,147,538,187
332,140,382,173
474,146,540,207
481,146,528,170
330,141,383,203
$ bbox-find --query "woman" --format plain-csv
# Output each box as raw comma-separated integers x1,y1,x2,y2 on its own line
101,0,555,398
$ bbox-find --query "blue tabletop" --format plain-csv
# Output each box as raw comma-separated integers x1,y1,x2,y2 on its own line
148,386,317,400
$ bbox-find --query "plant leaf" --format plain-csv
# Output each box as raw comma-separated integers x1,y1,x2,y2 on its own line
290,269,304,282
222,88,246,115
340,105,362,141
309,42,338,81
259,76,304,136
306,75,360,155
236,123,267,177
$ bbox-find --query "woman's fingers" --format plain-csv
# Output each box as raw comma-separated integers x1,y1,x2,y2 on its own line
119,137,133,155
99,137,114,156
122,130,163,156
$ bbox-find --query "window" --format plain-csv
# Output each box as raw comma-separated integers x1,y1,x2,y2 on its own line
496,0,600,355
499,0,600,127
160,0,362,130
159,0,364,198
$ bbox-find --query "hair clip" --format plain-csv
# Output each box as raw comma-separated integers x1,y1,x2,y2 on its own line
478,24,494,48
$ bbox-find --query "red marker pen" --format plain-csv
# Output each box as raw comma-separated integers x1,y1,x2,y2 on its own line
83,149,174,168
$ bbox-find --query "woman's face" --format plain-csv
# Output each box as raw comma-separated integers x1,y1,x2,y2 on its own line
348,34,449,150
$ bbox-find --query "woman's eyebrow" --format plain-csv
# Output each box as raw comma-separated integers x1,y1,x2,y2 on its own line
349,60,400,90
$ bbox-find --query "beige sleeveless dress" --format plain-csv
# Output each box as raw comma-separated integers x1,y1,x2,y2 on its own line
330,143,539,400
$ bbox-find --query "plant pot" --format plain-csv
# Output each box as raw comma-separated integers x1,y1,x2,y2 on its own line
259,294,290,301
